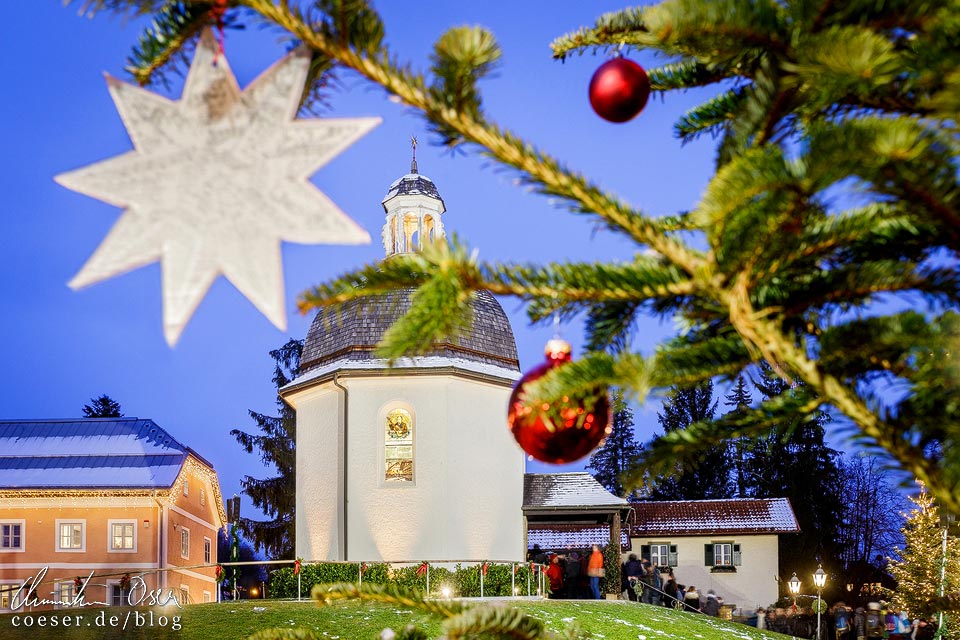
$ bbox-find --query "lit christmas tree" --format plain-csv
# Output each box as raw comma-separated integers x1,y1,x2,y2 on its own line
889,485,960,639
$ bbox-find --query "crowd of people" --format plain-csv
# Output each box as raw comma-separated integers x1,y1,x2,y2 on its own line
537,544,607,599
531,545,728,615
530,545,941,640
753,601,940,640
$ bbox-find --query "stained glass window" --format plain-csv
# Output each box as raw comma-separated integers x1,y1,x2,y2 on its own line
385,408,413,482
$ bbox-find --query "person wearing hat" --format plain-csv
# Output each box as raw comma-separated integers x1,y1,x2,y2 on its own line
853,606,867,640
865,602,884,639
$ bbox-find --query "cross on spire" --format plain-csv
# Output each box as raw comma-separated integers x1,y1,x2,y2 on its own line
410,135,418,174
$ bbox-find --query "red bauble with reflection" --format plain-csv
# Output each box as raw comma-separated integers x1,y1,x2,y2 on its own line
507,338,610,464
588,57,650,123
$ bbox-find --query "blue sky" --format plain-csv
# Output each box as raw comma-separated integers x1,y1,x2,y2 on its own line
0,3,725,509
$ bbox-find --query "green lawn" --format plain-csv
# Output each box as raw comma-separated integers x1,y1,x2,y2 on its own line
0,598,791,640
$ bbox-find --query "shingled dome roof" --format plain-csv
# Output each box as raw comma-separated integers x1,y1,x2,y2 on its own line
300,289,519,374
381,173,444,209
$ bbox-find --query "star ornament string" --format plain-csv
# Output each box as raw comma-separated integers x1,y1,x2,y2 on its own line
55,29,380,346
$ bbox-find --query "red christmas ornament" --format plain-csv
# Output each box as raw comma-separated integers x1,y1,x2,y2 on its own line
588,57,650,123
507,338,610,464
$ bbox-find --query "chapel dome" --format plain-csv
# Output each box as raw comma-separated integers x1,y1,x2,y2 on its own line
300,288,520,374
381,173,445,207
300,145,518,376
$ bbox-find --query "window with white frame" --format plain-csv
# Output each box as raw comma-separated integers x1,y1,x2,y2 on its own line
200,488,206,506
384,407,414,482
0,583,21,611
705,542,741,567
180,526,190,559
56,520,85,552
0,520,24,552
183,478,189,496
202,590,211,603
641,543,678,567
179,584,189,605
109,520,136,552
109,582,131,606
203,537,212,564
55,582,75,607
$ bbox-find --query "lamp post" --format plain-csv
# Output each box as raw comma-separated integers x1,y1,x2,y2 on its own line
813,565,827,640
788,572,801,614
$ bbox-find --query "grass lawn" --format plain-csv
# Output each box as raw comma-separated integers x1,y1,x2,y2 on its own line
0,598,791,640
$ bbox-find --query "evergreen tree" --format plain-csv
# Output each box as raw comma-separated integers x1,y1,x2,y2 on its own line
747,364,844,581
649,380,731,500
724,376,752,498
229,339,302,560
889,485,960,637
79,0,960,517
82,394,122,418
586,391,643,498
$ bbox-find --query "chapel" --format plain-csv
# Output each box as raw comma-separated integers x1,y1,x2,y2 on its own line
282,153,526,563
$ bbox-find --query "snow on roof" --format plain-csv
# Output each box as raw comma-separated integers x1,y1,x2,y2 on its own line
523,473,629,510
0,418,191,489
528,523,631,552
286,354,521,393
630,498,800,536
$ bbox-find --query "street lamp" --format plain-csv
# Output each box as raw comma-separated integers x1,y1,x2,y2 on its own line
788,573,801,613
813,565,827,640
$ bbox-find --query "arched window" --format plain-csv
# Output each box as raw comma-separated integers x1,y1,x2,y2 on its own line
423,215,435,243
384,408,413,482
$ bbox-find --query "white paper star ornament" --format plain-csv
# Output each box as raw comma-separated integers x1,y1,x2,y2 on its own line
55,29,380,346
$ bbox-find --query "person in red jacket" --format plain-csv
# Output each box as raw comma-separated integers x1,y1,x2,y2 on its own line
546,554,564,599
587,544,605,599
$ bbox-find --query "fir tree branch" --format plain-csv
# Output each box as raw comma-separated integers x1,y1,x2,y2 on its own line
243,0,701,274
66,0,169,18
674,89,745,142
442,606,546,640
647,61,730,91
550,7,647,60
125,2,221,87
299,238,696,316
626,386,830,495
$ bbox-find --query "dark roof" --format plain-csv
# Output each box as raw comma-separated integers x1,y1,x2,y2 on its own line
0,418,194,489
381,173,444,210
528,524,631,552
629,498,801,536
523,473,629,510
300,289,519,374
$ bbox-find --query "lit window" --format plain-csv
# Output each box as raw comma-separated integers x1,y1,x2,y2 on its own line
180,527,190,559
55,582,75,608
0,583,21,611
706,542,741,567
714,543,732,566
110,521,136,551
57,521,85,551
384,407,413,482
0,521,24,551
203,537,212,564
